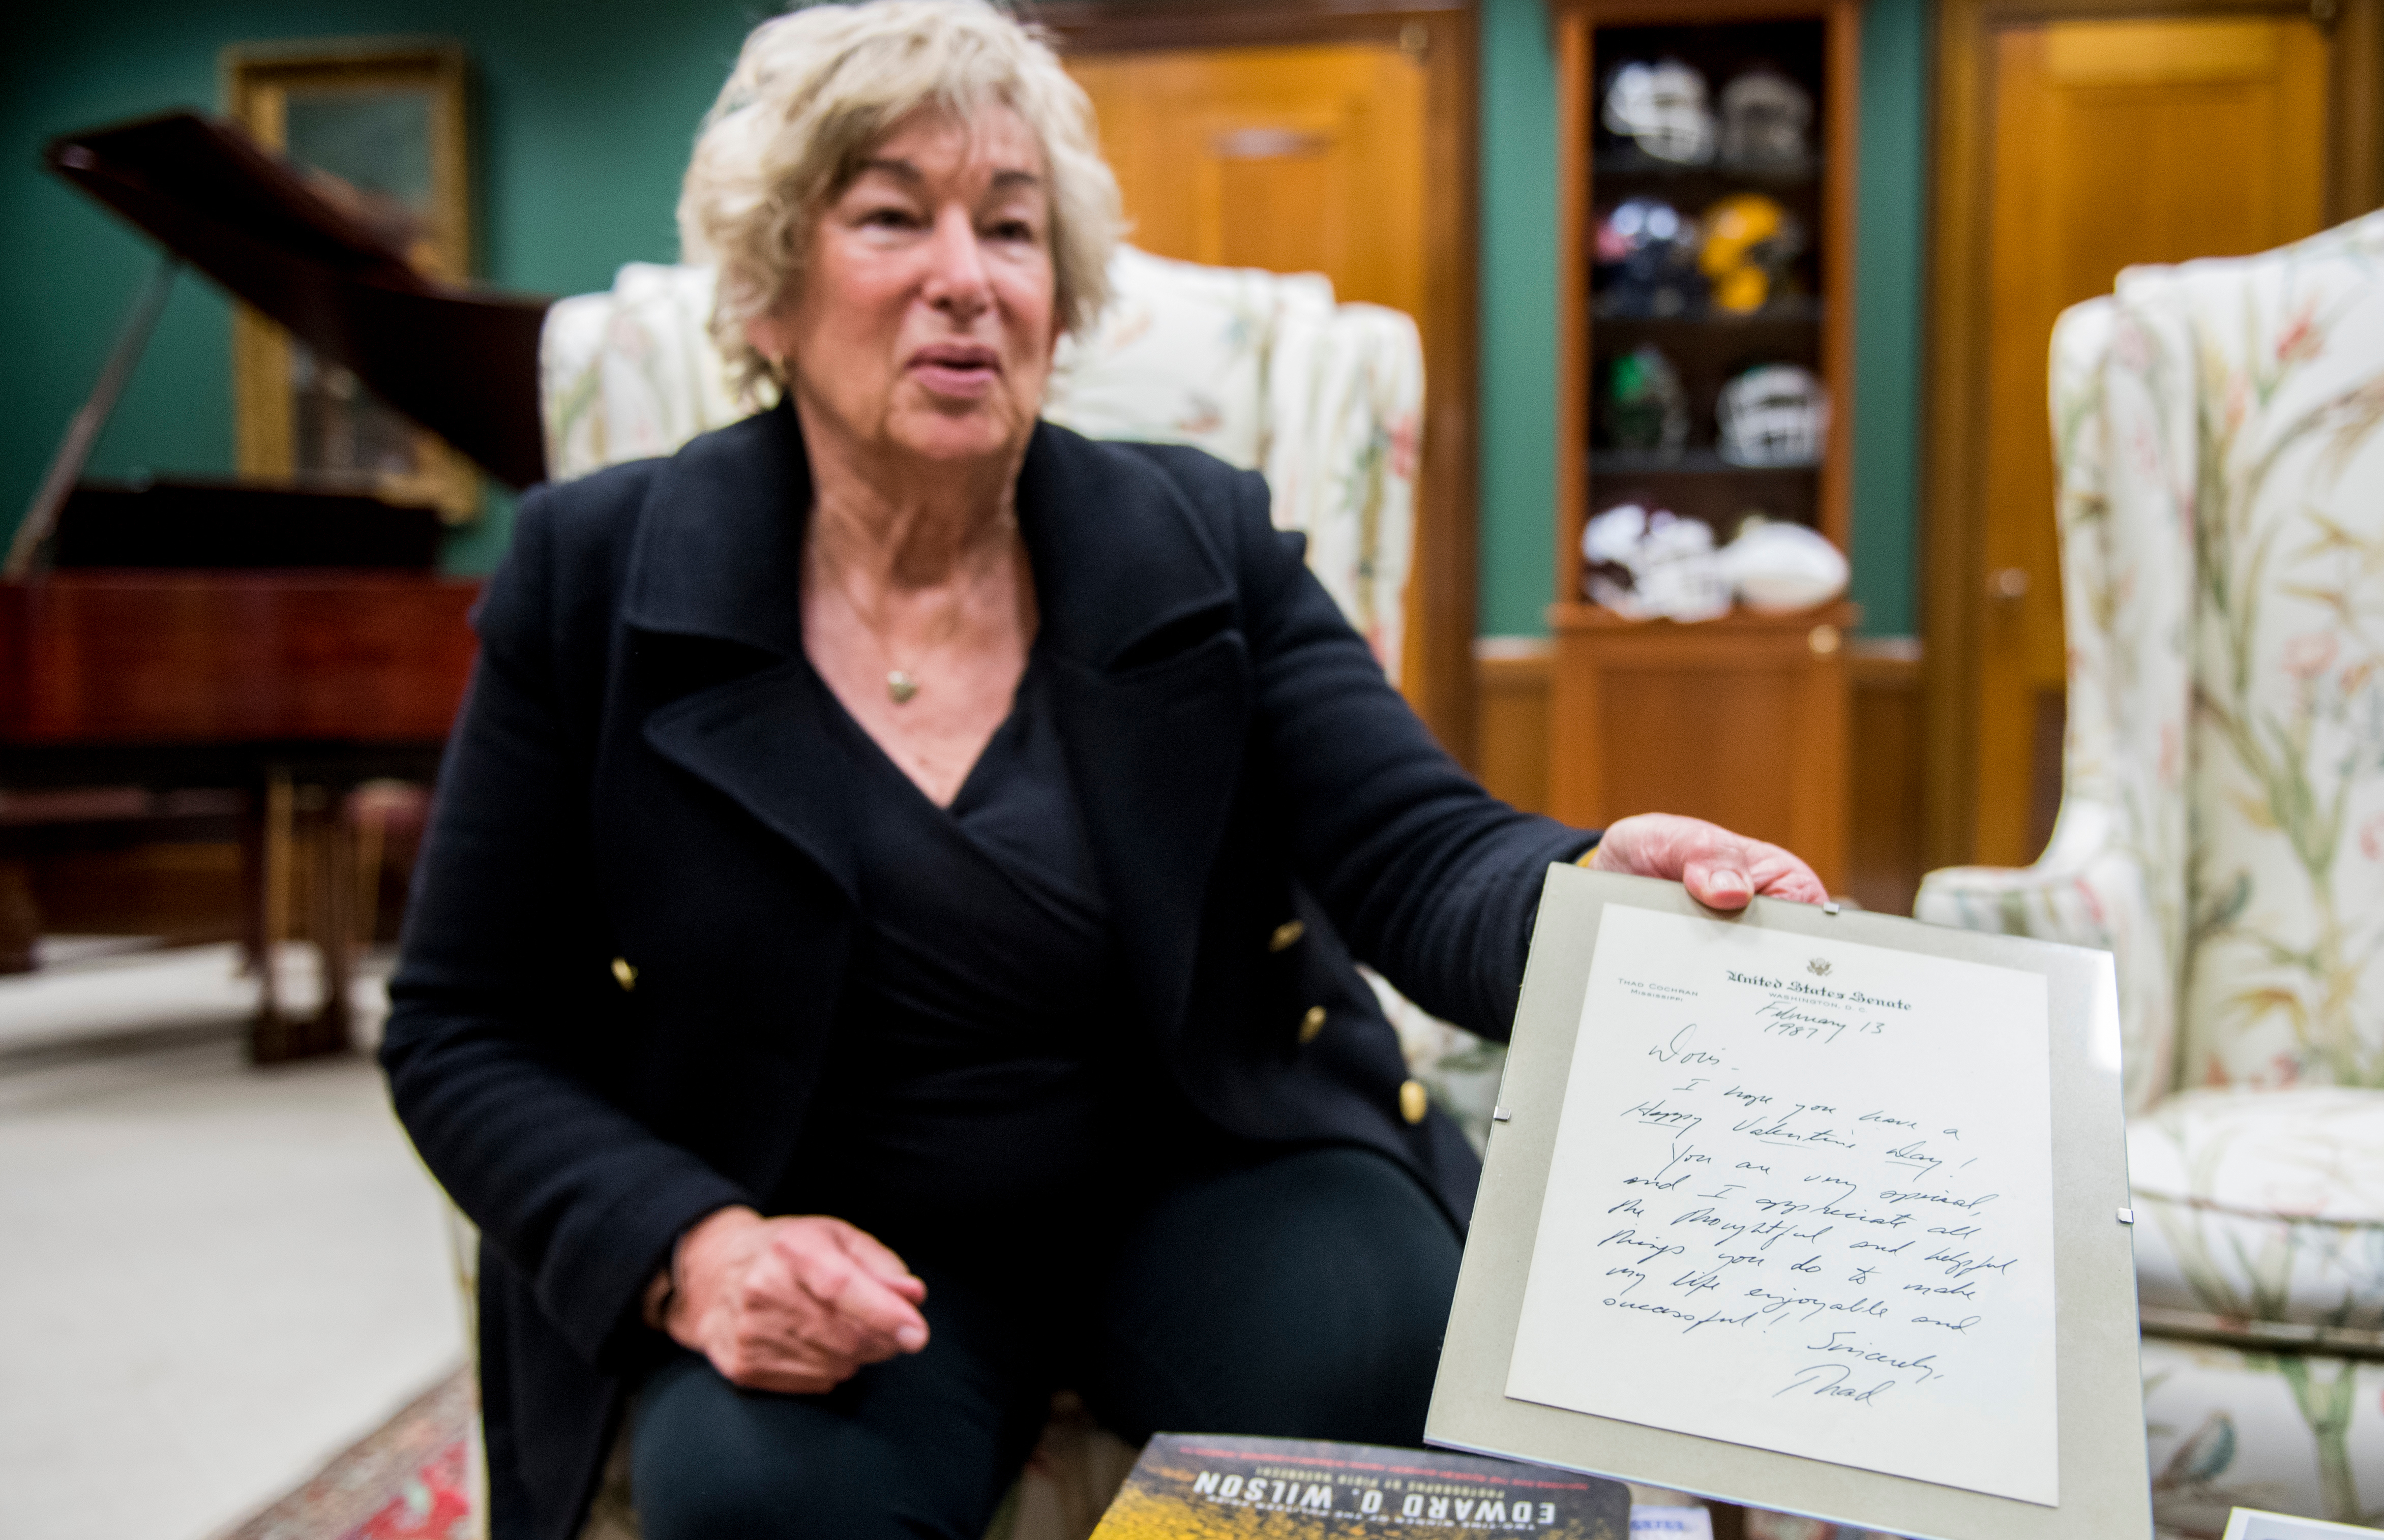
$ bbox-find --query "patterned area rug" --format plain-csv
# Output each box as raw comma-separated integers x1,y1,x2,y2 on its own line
215,1367,476,1540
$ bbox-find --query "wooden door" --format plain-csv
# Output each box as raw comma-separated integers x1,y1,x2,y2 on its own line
1975,17,2329,867
1924,0,2376,871
1067,45,1428,345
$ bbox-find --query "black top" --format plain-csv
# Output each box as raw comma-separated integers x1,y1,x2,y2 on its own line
780,648,1147,1234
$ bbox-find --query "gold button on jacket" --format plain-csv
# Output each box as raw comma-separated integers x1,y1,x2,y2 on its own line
1398,1078,1429,1124
1268,919,1306,952
1298,1005,1328,1043
610,957,638,991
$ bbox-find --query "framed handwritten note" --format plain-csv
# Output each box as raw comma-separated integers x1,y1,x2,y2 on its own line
1505,903,2059,1502
1427,868,2150,1540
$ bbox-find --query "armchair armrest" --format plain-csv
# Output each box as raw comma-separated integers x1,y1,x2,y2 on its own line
1917,798,2177,1110
1916,798,2127,946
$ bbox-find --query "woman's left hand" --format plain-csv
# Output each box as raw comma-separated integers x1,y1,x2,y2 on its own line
1588,812,1828,910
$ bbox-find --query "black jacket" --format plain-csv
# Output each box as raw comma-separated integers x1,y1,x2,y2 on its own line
381,402,1592,1540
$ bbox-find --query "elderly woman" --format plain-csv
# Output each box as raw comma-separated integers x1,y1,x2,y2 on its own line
382,4,1824,1538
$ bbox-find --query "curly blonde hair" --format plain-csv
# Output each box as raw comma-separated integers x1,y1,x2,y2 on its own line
679,0,1121,403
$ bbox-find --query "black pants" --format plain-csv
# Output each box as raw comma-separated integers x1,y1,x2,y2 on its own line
630,1145,1463,1539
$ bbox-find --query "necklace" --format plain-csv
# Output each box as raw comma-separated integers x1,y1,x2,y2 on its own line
815,553,974,706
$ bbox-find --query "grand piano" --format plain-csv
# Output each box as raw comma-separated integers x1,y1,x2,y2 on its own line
1,111,554,1059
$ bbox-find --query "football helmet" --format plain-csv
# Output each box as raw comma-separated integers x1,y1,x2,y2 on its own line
1582,502,1730,622
1717,67,1814,167
1595,197,1705,317
1603,345,1689,456
1716,364,1829,467
1697,192,1802,314
1602,59,1716,165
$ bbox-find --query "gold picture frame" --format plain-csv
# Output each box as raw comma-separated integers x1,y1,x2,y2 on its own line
224,38,478,522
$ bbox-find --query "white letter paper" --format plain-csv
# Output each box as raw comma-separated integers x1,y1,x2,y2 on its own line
1506,905,2059,1506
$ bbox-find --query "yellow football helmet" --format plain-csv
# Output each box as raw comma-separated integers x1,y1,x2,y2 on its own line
1697,193,1801,314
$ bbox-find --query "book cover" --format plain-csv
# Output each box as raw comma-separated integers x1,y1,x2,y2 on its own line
1087,1433,1631,1538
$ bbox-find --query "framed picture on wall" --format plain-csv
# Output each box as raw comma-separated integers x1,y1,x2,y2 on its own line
223,38,479,522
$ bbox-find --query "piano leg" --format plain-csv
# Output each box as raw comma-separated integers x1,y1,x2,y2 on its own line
239,777,267,985
0,856,40,973
246,768,352,1064
244,768,287,1028
309,783,356,1048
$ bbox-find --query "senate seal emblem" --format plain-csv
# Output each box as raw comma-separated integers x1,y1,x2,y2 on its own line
1808,957,1832,976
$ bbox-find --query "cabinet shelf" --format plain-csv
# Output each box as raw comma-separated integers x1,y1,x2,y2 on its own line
1589,449,1817,476
1592,147,1821,186
1591,297,1824,325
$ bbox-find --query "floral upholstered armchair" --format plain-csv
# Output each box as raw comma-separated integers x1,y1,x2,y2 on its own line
498,246,1429,1540
1916,212,2384,1537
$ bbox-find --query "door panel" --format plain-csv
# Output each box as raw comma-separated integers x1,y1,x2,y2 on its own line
1971,16,2330,867
1067,46,1428,326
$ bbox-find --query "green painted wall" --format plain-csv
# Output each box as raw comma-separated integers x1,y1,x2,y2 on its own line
1476,0,1565,638
1475,0,1930,638
4,0,1930,621
1849,0,1930,638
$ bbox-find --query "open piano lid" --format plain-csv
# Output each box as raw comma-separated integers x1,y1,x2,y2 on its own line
47,111,553,490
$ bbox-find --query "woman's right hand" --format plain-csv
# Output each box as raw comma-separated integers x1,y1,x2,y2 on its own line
663,1206,931,1393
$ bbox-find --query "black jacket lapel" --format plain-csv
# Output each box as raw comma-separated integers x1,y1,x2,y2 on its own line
612,402,863,899
1016,427,1254,1039
640,660,862,905
619,401,812,660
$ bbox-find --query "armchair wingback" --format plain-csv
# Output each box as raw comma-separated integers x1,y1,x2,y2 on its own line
1917,212,2384,1536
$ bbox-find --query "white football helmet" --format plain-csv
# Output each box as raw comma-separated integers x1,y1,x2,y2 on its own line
1602,59,1716,165
1717,364,1829,467
1717,67,1814,167
1582,502,1730,622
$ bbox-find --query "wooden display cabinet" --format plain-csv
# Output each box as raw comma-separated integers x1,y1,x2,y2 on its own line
1547,0,1861,892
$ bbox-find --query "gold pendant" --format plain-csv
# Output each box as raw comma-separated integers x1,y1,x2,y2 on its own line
886,669,919,704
